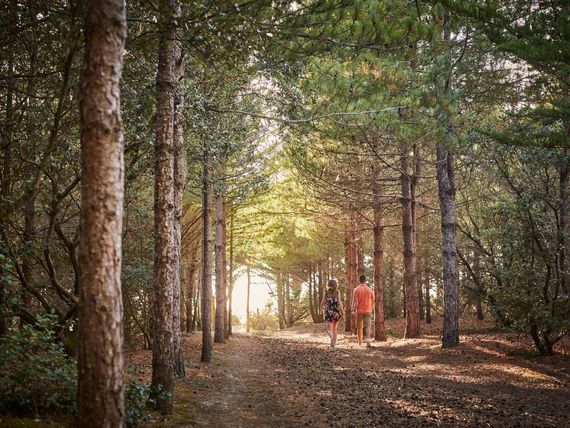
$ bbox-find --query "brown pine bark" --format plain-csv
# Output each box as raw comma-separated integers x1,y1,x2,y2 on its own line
558,155,570,322
227,210,235,335
172,47,186,378
277,272,285,330
77,0,126,425
473,248,484,320
246,265,251,333
308,266,317,323
372,167,386,341
411,143,423,321
400,140,420,338
201,141,213,362
151,0,178,412
344,222,357,333
425,271,432,324
222,203,229,339
214,192,226,343
285,273,293,327
344,230,351,332
437,144,459,347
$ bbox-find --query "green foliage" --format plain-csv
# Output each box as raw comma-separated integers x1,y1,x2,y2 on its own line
0,314,76,417
250,304,279,331
125,381,154,428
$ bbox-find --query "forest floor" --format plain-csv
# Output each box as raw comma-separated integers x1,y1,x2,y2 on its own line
128,317,570,428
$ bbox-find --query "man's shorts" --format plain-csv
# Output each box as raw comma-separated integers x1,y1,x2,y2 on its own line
357,312,371,331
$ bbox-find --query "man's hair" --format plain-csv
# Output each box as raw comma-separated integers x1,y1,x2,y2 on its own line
359,274,366,283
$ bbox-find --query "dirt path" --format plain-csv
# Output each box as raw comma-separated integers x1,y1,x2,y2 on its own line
137,319,570,427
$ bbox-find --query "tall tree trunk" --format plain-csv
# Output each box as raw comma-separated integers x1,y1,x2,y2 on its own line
151,0,178,412
201,141,213,362
172,47,185,378
308,266,317,323
344,230,351,332
285,273,294,327
411,143,422,320
277,272,285,329
20,195,35,328
558,154,570,322
357,232,364,277
437,144,459,347
214,192,226,343
222,201,228,339
77,0,126,425
473,247,484,320
344,222,357,333
246,265,251,333
227,210,234,335
372,167,386,341
425,271,432,324
185,263,194,333
400,140,420,338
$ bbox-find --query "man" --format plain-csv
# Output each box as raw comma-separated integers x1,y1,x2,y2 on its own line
352,274,375,347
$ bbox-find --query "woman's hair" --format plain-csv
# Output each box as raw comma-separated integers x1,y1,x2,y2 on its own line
327,279,338,297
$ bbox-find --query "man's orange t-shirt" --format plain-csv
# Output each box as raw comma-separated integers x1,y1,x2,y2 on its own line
353,284,374,314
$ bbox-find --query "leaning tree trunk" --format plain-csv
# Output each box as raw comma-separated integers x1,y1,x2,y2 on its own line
214,192,226,343
437,144,459,347
172,47,186,378
77,0,126,425
372,166,386,341
400,140,420,338
201,141,213,362
151,0,178,413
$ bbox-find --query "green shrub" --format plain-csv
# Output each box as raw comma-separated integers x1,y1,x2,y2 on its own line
0,314,77,417
125,381,151,427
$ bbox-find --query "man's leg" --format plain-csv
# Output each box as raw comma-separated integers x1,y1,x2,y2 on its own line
357,313,364,345
364,313,372,346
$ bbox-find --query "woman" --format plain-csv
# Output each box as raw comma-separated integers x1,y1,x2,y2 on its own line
321,279,344,349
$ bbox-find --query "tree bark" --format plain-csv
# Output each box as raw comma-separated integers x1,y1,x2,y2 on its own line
373,167,386,341
20,195,35,328
227,209,235,335
277,272,285,329
246,265,251,333
214,192,226,343
425,270,432,324
558,155,570,322
473,247,484,320
77,1,126,425
437,144,459,347
400,140,420,338
201,140,213,362
285,273,293,327
172,46,186,378
151,0,178,412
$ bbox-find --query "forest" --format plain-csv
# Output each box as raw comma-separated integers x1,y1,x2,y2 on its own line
0,0,569,427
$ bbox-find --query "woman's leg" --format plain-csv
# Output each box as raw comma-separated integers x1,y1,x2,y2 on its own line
326,321,333,339
332,320,339,347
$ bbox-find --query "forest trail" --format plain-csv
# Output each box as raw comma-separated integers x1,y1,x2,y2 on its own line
134,319,570,428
